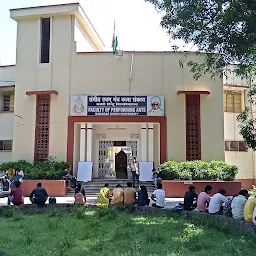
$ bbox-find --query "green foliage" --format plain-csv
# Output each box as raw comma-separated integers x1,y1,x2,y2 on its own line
0,157,70,180
237,96,256,150
0,208,256,256
146,0,256,73
159,160,238,181
146,0,256,150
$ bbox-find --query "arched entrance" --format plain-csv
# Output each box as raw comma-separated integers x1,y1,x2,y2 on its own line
115,150,127,179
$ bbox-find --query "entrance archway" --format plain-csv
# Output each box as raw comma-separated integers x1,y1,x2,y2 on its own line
115,150,128,179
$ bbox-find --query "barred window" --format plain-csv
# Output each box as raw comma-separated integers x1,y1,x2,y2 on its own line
225,141,247,152
224,91,242,113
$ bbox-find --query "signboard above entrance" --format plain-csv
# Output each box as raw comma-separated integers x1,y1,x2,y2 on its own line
70,95,164,116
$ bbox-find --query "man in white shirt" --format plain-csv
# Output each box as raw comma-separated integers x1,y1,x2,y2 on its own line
151,183,165,208
231,189,249,220
208,189,228,214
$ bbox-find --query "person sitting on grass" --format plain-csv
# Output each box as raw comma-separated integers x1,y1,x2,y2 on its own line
7,181,24,206
244,196,256,223
74,183,86,205
208,189,228,214
29,183,48,207
223,194,238,217
197,185,212,212
124,182,136,205
151,183,165,208
231,189,249,220
97,183,110,207
136,185,150,206
111,184,124,205
184,186,198,211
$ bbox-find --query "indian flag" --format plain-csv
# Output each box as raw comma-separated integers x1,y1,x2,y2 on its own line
112,20,118,54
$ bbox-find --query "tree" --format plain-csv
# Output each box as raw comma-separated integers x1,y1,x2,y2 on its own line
146,0,256,149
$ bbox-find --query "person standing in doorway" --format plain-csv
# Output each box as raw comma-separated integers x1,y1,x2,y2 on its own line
131,157,140,188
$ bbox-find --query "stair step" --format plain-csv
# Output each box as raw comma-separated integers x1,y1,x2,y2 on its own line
67,179,155,197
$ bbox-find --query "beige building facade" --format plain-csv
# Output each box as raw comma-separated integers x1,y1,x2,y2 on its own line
0,3,253,187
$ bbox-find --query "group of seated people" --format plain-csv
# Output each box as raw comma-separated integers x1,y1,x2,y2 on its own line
7,181,49,207
183,185,256,224
2,168,25,191
74,182,166,208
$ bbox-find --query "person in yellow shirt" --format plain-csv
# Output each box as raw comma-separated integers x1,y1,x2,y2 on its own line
244,197,256,222
97,183,110,208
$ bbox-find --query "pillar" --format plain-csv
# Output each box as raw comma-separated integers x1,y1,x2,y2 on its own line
148,123,154,162
141,123,147,161
80,123,86,161
86,123,93,161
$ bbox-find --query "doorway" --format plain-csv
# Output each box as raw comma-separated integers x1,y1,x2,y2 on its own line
115,150,128,179
98,141,138,179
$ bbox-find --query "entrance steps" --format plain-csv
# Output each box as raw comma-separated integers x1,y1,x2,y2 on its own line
67,179,155,197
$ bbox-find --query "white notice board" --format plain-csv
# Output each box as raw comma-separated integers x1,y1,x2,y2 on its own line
77,162,93,182
139,162,153,181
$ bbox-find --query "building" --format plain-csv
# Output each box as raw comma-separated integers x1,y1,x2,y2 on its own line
223,66,255,188
0,3,254,187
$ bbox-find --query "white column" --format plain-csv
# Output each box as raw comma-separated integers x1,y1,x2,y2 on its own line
86,123,93,161
80,123,86,162
141,124,147,161
148,123,154,162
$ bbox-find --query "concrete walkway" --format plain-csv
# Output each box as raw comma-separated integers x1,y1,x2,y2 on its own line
0,196,183,209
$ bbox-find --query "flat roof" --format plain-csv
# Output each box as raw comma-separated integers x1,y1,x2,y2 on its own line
10,3,104,50
10,2,79,12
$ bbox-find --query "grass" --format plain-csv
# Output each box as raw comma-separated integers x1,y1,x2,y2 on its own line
0,206,255,256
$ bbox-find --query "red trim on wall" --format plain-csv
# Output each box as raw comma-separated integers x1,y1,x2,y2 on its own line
67,116,167,165
177,90,210,95
26,90,58,96
185,95,201,160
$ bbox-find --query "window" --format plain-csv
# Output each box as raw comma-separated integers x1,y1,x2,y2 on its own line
40,18,51,63
225,141,247,152
1,93,14,112
0,140,13,151
224,91,242,113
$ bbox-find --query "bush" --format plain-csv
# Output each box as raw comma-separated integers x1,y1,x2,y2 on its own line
158,160,238,181
0,157,71,180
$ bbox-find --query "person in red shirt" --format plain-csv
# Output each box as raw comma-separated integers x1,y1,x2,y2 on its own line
7,181,24,206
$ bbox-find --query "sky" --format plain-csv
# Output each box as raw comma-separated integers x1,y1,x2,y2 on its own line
0,0,188,65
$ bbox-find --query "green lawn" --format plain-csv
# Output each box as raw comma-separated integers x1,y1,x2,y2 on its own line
0,207,255,256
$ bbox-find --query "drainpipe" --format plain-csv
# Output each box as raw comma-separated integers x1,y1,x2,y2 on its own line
128,52,134,95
